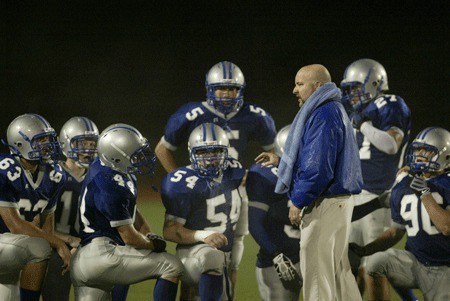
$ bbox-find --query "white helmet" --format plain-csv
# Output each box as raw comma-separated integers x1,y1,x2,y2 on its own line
98,124,156,175
205,61,246,115
274,124,291,157
59,116,99,168
406,127,450,174
341,58,389,110
6,113,60,162
188,123,229,178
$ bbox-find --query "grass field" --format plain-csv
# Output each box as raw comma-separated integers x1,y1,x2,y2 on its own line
68,199,423,301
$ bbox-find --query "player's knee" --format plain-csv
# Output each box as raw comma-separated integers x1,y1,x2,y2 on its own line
366,251,389,277
162,254,184,278
27,237,52,263
200,249,225,274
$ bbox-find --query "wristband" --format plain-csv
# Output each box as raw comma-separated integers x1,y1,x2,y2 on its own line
194,230,216,242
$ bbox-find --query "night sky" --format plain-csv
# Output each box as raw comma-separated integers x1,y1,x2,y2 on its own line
1,1,449,187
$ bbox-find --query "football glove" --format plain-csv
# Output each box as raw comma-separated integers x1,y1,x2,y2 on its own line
272,253,301,290
146,233,167,253
409,175,430,197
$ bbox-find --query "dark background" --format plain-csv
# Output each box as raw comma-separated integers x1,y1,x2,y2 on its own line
1,1,449,192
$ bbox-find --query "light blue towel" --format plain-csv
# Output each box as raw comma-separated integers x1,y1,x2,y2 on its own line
275,82,342,194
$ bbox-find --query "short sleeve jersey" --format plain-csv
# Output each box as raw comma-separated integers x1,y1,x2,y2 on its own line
247,163,300,268
161,159,245,252
78,158,138,246
162,101,276,163
0,154,65,233
352,94,412,193
390,172,450,266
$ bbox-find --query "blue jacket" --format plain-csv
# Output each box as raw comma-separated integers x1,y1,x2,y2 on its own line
288,100,362,207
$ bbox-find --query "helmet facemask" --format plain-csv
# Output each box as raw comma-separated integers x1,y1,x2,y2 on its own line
67,135,98,168
406,143,442,175
206,84,244,115
128,143,157,175
190,145,228,179
21,130,61,163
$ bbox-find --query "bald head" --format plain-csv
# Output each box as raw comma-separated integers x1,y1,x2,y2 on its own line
293,64,333,108
297,64,332,84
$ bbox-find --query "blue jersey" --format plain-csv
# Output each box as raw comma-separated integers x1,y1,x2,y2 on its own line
162,101,276,163
54,164,84,237
0,154,65,233
352,94,411,193
247,163,300,268
161,160,246,252
78,158,138,246
390,172,450,266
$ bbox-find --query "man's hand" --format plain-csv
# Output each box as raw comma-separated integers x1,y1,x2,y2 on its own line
272,253,301,291
254,152,279,167
289,205,302,226
409,175,430,197
56,242,71,275
203,232,228,249
146,233,167,252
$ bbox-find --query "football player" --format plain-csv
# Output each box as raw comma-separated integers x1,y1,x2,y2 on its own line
0,114,71,301
155,61,277,172
162,123,248,301
350,127,450,300
40,116,101,301
248,124,302,301
340,58,415,300
70,124,183,301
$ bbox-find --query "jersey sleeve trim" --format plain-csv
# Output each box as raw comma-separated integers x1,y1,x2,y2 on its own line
165,213,186,225
110,218,133,227
0,201,18,209
161,136,178,151
248,201,269,212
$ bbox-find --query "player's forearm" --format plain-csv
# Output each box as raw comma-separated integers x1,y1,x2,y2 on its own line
163,224,197,245
134,209,152,234
421,194,450,236
155,141,178,173
360,123,401,154
364,227,404,255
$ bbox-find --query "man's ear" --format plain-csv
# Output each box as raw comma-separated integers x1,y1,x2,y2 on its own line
315,81,324,88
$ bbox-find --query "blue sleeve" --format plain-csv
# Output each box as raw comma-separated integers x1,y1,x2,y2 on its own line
97,191,133,223
289,108,342,207
161,173,193,220
247,164,279,256
251,105,277,147
163,103,201,148
390,181,406,225
249,206,278,256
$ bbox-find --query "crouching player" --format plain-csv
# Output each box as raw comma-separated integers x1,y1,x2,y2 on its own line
70,124,183,301
162,123,248,301
249,124,302,301
350,127,450,301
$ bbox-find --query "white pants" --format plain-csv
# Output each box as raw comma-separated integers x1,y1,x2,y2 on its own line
255,263,301,301
367,248,450,301
71,237,184,301
300,196,361,301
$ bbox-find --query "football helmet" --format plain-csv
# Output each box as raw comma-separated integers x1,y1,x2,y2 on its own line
59,117,99,168
274,124,291,157
97,124,156,175
6,113,60,162
406,127,450,174
341,58,389,111
188,123,229,178
205,61,246,115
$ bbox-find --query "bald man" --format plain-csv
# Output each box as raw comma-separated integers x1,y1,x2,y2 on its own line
275,64,363,300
